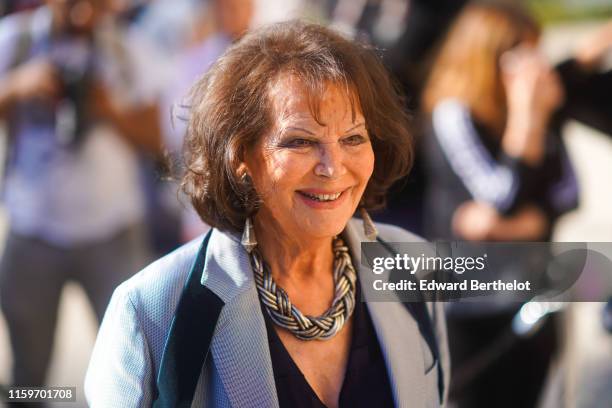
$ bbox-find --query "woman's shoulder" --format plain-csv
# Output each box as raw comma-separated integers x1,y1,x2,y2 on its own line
117,235,204,303
104,236,207,355
85,236,209,406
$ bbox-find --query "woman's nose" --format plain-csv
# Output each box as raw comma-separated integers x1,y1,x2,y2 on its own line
314,143,347,179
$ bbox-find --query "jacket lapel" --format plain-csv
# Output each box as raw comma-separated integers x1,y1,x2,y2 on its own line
201,229,279,408
200,221,429,408
365,302,428,408
343,220,428,408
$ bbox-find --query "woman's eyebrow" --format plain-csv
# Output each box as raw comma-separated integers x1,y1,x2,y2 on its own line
344,122,365,133
285,126,316,135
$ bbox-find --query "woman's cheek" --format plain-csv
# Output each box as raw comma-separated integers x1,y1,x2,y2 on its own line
358,146,375,181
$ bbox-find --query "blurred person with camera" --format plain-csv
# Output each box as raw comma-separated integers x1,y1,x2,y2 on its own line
421,3,579,407
0,0,159,390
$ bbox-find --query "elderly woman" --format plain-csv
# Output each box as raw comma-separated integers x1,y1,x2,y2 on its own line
85,22,449,408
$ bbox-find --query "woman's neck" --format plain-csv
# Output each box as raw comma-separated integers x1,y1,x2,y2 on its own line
252,217,335,285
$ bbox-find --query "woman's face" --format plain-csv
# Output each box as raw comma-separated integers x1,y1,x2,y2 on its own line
244,74,375,241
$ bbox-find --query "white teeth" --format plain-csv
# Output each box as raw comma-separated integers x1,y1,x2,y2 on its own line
303,192,342,201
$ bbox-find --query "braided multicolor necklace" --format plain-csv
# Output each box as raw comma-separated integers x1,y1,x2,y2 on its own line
247,236,357,341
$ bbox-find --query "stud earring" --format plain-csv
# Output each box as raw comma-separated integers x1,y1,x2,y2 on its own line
241,217,257,253
360,207,378,240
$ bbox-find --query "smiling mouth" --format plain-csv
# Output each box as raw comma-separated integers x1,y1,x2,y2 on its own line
297,190,345,202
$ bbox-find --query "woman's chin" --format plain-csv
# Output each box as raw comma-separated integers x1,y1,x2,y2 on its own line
292,197,359,237
296,217,351,240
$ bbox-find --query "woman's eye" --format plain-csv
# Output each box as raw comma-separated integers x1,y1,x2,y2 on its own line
285,138,315,148
342,135,368,146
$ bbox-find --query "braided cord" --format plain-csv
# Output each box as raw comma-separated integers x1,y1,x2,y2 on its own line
250,237,357,340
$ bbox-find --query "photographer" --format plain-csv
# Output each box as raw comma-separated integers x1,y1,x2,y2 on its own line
0,0,160,390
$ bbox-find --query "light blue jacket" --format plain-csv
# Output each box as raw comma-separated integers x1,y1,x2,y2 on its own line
85,219,450,407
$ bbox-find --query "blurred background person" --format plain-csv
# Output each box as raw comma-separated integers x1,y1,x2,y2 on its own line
125,0,200,58
420,3,578,407
0,0,159,392
160,0,254,242
323,0,466,104
422,3,577,243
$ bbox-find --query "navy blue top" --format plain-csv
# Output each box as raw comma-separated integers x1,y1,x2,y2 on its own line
262,284,395,408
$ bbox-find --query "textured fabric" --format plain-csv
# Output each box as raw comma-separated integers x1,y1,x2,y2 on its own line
153,231,224,408
432,99,519,211
86,219,450,407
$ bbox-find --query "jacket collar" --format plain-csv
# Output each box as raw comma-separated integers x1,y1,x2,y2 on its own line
344,219,430,407
200,219,427,407
199,228,278,407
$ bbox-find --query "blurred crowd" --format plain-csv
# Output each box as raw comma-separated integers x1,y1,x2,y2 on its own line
0,0,611,407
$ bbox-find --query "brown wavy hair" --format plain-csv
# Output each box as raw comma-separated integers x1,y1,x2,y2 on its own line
422,3,540,135
182,21,413,233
